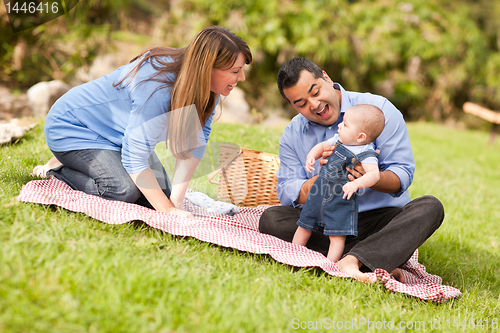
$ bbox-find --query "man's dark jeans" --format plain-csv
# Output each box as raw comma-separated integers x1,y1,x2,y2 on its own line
258,196,444,272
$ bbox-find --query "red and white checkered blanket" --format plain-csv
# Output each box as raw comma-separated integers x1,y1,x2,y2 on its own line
18,177,461,302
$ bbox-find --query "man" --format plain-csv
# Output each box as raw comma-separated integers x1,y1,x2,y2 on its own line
258,57,444,282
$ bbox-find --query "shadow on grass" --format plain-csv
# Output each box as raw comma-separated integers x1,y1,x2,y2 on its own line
418,237,500,298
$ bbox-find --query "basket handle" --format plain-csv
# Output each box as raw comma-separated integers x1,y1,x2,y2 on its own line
207,148,241,185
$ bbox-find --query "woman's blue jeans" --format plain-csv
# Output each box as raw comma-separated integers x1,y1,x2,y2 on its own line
48,149,171,209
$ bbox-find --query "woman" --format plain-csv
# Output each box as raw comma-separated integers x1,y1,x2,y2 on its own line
32,26,252,218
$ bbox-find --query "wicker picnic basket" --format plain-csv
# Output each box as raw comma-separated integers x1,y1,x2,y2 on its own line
207,144,281,207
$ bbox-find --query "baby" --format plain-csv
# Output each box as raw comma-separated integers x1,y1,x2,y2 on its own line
292,104,385,263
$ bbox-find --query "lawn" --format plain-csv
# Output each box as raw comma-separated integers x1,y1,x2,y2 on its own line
1,120,499,332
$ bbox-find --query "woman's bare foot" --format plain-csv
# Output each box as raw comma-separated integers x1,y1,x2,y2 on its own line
336,254,368,282
30,157,62,178
390,268,405,283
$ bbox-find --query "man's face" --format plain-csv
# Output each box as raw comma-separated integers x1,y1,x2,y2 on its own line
283,70,341,126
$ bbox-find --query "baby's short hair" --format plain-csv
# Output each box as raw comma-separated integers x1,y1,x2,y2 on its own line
348,104,385,142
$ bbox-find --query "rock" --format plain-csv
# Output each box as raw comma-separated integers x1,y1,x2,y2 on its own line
214,87,255,124
0,118,37,145
27,80,71,118
406,56,422,81
261,114,290,129
0,86,32,120
374,79,395,99
74,54,128,84
258,107,291,129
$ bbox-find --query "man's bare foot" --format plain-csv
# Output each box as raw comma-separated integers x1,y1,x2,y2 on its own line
336,254,368,282
390,268,405,283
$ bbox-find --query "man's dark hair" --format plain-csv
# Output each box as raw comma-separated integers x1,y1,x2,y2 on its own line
277,57,324,102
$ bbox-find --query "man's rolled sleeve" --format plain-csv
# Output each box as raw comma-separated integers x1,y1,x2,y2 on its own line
385,165,412,197
376,99,415,197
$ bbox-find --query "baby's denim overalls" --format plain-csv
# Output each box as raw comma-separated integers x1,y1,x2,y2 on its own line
297,143,379,236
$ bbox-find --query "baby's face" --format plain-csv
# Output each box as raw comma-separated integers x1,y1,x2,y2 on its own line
337,111,363,145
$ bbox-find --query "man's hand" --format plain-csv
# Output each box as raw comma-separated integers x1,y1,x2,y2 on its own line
298,143,336,205
344,149,403,194
346,163,365,181
345,149,380,181
319,143,336,167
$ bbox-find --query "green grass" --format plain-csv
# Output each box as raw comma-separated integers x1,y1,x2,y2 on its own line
1,121,500,332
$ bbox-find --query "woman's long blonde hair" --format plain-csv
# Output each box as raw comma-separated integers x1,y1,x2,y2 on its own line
115,26,252,159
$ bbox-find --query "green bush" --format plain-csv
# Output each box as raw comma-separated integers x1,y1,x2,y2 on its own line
0,1,117,89
167,0,492,121
2,0,500,123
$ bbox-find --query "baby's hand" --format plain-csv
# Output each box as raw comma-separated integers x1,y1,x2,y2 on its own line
342,182,359,200
305,157,316,173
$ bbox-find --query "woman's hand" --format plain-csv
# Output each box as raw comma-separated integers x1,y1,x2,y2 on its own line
166,207,194,219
